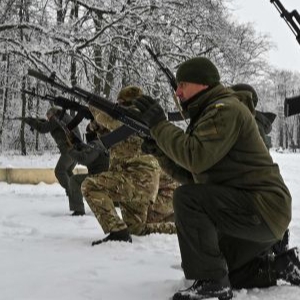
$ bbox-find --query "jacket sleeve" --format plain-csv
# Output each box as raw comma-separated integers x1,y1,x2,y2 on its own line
150,103,242,174
25,117,57,134
156,153,194,184
69,140,108,166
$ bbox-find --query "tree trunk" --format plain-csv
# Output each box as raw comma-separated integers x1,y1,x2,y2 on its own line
0,52,10,148
20,77,27,155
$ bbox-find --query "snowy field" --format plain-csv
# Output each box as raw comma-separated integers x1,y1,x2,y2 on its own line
0,151,300,300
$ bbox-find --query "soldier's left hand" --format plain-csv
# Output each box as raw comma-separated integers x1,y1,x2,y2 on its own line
141,137,164,157
133,95,166,128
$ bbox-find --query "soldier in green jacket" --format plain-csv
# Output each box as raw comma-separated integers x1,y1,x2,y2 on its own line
133,57,299,300
231,83,290,255
24,107,81,215
231,83,276,150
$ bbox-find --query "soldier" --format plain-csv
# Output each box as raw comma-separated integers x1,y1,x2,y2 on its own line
67,124,110,216
81,86,177,246
23,107,81,215
231,83,290,255
132,57,299,300
231,83,276,150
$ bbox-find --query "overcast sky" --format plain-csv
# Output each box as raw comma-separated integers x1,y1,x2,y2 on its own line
230,0,300,72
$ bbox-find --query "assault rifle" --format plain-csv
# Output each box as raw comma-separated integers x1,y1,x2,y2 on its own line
27,69,151,147
270,0,300,45
8,116,46,122
8,116,47,132
145,45,186,122
145,45,177,91
23,89,94,130
269,1,300,117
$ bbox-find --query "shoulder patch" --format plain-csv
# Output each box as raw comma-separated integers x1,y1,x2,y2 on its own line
214,103,225,109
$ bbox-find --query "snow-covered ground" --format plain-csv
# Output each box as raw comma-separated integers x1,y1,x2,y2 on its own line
0,151,300,300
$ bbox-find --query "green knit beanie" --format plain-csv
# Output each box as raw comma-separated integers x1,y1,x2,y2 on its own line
231,83,258,107
176,57,220,86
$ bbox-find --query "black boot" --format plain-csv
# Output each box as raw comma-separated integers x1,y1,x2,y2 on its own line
71,211,85,216
173,275,233,300
272,229,290,255
275,247,300,285
229,253,276,289
91,228,132,246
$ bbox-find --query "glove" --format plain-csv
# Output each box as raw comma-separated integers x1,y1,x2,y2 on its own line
133,95,166,128
141,138,164,157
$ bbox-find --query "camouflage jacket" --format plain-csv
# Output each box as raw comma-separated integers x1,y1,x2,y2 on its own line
89,105,159,171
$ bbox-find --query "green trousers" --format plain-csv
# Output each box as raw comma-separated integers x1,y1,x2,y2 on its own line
54,152,77,197
173,184,278,287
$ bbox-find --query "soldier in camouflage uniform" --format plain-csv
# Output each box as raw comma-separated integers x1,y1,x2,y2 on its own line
133,57,300,300
81,86,177,246
23,107,81,214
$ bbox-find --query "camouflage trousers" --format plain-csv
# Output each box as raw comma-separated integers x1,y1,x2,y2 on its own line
145,171,179,234
81,156,177,235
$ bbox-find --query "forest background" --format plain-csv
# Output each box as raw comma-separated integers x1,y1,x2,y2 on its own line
0,0,300,155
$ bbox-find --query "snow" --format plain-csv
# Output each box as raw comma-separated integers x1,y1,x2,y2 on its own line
1,151,300,300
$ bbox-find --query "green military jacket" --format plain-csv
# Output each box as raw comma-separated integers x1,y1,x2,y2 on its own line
150,84,291,239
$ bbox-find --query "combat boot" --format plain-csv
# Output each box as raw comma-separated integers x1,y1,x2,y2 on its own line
229,253,276,289
272,229,290,255
71,211,85,216
173,275,233,300
91,228,132,246
275,247,300,285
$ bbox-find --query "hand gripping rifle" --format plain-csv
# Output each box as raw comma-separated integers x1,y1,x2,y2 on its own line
27,69,151,148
